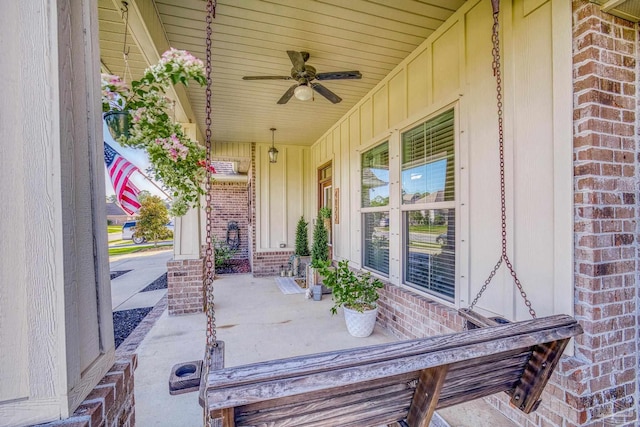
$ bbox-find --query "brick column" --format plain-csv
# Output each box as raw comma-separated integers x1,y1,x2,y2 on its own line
167,258,205,315
571,1,638,425
34,355,137,427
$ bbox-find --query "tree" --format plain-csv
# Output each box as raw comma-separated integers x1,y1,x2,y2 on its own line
311,216,329,267
134,195,172,247
107,194,118,203
137,190,152,203
295,216,310,256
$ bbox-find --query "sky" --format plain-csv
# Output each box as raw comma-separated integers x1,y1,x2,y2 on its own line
401,158,447,195
102,121,169,199
365,158,448,201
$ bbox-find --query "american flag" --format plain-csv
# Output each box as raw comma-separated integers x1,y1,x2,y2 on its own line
104,142,141,215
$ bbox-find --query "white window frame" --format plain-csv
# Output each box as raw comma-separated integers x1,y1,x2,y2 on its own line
360,140,391,276
399,106,460,303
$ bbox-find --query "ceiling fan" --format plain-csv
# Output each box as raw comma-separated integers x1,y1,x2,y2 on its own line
242,50,362,104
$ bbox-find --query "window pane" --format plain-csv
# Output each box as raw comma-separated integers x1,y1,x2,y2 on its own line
402,110,455,204
361,142,389,208
363,212,389,275
404,209,455,300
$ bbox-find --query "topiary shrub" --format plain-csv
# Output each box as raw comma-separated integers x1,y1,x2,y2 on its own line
295,216,310,256
310,216,329,268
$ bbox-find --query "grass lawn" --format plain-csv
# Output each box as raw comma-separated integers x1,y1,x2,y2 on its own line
108,244,173,257
108,225,121,233
109,246,146,256
408,225,448,234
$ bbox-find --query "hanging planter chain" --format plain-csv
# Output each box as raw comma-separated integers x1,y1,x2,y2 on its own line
468,2,536,319
203,1,217,426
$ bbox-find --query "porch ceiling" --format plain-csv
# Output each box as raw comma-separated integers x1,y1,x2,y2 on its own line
99,0,466,146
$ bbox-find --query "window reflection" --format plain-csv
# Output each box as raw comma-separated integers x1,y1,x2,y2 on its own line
363,212,389,275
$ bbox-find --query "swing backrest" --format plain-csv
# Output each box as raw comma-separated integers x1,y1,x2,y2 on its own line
201,314,582,427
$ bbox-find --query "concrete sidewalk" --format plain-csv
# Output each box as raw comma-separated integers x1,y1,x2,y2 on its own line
110,250,173,311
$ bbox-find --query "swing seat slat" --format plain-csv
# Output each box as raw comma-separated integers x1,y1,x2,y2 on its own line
201,314,582,427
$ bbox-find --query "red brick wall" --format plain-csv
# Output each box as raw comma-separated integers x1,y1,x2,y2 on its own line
34,355,137,427
252,250,295,277
377,284,462,338
211,181,249,260
569,2,638,425
167,258,205,315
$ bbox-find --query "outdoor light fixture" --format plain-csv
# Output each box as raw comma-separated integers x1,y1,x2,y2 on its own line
294,84,313,101
268,128,279,163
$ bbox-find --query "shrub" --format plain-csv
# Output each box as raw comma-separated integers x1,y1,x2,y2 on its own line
295,216,310,256
310,217,329,268
212,236,237,268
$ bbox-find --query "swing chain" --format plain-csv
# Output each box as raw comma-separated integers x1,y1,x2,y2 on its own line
468,8,536,319
203,1,217,425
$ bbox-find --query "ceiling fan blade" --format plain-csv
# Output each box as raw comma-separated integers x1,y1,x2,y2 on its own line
311,83,342,104
315,71,362,80
287,50,306,73
243,76,292,80
277,84,298,104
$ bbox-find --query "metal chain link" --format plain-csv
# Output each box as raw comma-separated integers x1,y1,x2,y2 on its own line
121,2,133,85
203,1,217,425
468,8,536,319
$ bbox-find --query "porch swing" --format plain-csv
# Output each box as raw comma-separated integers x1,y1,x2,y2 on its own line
170,1,582,426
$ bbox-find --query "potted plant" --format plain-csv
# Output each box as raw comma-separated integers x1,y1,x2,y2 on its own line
101,48,212,216
319,206,332,244
294,216,311,267
319,260,384,337
308,215,330,289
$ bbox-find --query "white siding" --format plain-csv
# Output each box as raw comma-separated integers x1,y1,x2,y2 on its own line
310,0,573,320
0,1,115,425
255,144,312,251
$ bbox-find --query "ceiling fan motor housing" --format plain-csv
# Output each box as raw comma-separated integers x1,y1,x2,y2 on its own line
292,65,316,82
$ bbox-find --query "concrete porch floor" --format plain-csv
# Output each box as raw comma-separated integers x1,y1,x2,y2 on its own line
133,273,517,426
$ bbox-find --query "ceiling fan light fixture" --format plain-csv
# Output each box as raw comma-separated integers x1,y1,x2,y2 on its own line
269,128,279,163
294,84,313,101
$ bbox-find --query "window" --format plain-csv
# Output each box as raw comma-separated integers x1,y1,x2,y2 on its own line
361,142,389,275
401,109,455,300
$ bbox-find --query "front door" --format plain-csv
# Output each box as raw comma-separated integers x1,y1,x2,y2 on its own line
318,163,332,245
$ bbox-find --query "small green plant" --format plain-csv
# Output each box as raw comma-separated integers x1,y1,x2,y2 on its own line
319,260,384,314
310,217,329,268
318,207,332,219
295,216,310,256
212,236,237,268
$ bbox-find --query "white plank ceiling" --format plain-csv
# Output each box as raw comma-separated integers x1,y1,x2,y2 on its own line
99,0,466,146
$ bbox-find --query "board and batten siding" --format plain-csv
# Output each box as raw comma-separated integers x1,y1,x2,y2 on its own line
310,0,573,320
0,1,115,426
255,143,313,251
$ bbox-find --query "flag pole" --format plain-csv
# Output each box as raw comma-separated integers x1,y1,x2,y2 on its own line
135,168,173,200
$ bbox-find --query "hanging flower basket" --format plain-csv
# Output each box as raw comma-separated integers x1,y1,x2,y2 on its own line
103,110,131,140
101,49,212,216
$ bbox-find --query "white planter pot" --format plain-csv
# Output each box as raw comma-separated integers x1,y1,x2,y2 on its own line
343,306,378,337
